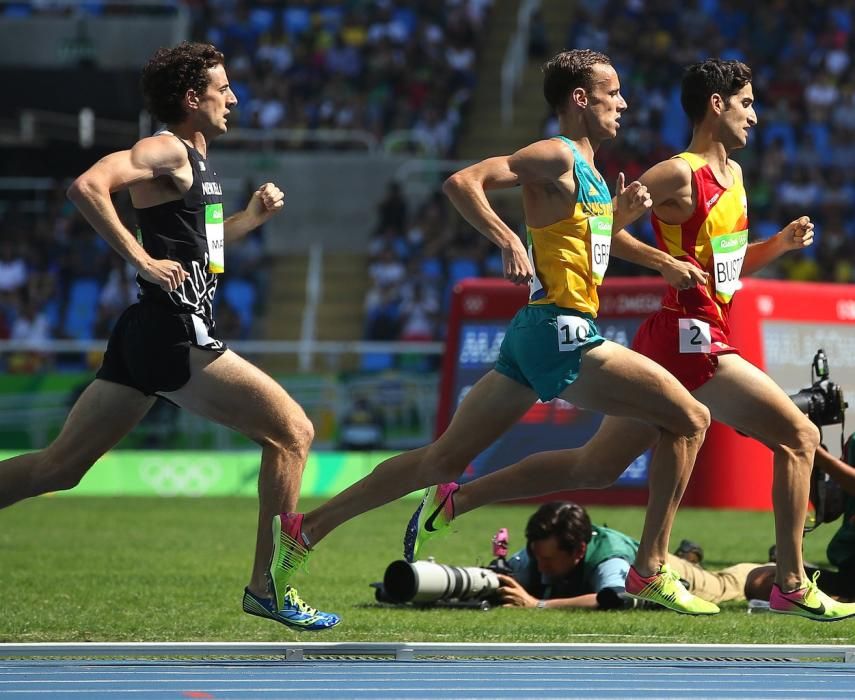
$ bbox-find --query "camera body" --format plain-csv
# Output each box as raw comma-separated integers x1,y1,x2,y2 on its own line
789,349,848,531
789,349,847,427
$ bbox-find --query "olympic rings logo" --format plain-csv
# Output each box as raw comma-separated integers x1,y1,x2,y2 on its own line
139,457,224,496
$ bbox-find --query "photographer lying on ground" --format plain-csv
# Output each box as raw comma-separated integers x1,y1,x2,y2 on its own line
497,501,763,609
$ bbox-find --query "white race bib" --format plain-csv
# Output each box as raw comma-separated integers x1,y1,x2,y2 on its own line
678,318,712,353
205,202,225,274
556,314,591,352
589,214,612,285
711,230,748,303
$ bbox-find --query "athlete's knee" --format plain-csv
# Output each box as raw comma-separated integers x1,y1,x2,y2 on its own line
35,449,93,493
776,416,820,463
263,412,315,458
673,399,710,440
795,418,821,454
422,443,466,484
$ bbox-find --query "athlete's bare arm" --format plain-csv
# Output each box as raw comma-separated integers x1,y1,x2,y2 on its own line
443,139,574,285
640,157,695,223
67,134,191,292
224,182,285,244
496,574,598,609
815,445,855,494
610,159,708,290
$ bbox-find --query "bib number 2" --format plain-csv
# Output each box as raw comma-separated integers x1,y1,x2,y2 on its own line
678,318,711,353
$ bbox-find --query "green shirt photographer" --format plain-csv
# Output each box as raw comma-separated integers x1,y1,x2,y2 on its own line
498,501,763,610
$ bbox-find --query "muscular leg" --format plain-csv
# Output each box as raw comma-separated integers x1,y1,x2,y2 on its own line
0,379,154,509
559,341,710,576
302,370,538,545
162,348,314,598
692,353,819,591
455,415,657,516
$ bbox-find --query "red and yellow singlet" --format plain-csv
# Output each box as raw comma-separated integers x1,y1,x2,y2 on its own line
632,152,748,390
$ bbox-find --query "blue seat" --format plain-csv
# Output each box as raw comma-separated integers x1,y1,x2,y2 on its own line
448,258,479,284
63,278,100,339
42,297,62,332
360,352,395,372
223,278,257,336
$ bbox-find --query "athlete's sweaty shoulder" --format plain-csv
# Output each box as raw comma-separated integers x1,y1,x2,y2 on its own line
640,156,694,224
508,138,575,187
130,133,190,178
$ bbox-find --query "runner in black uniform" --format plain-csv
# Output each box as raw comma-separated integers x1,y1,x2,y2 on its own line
0,42,339,631
97,133,228,395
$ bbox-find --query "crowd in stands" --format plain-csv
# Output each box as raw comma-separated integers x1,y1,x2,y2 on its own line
4,1,855,360
192,0,491,155
560,0,855,282
366,0,855,343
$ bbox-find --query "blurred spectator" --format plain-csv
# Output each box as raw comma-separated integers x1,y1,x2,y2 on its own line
0,240,27,294
337,396,385,450
95,259,138,337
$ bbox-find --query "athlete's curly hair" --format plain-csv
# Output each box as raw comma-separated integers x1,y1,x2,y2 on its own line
681,59,753,125
141,42,225,125
525,501,592,555
542,48,612,113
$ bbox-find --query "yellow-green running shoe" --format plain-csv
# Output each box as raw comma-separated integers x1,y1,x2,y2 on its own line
625,563,720,615
268,512,312,611
770,570,855,621
403,482,459,562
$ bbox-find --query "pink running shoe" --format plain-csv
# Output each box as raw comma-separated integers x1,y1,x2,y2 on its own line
769,571,855,621
625,563,719,615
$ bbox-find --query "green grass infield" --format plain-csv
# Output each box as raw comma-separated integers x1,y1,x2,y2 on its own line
0,497,851,645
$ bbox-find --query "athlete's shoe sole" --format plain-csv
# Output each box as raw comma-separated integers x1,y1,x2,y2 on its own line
242,587,340,631
403,483,458,562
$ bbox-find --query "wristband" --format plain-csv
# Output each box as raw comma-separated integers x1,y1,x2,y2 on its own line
536,599,547,609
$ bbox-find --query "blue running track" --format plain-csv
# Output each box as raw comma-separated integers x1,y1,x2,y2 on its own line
2,658,855,699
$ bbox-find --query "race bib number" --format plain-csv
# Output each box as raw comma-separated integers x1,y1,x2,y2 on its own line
712,230,748,303
678,318,712,353
556,314,591,352
589,215,612,285
205,203,225,274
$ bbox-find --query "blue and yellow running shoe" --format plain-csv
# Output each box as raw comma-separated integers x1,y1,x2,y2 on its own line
242,587,340,631
403,482,459,562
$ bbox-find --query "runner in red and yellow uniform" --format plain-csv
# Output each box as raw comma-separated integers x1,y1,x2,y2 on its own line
632,149,749,390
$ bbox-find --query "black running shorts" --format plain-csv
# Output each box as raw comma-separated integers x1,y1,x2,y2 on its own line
96,303,226,395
